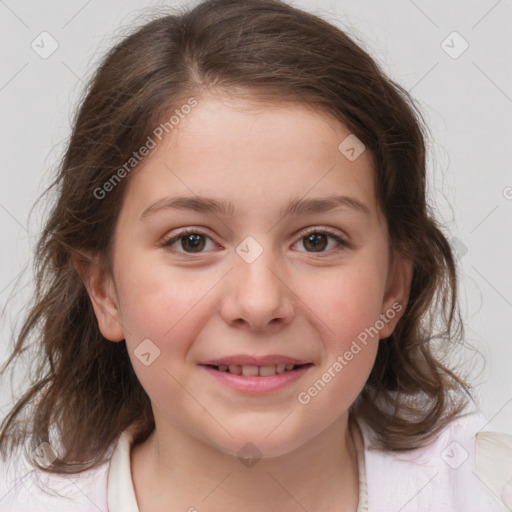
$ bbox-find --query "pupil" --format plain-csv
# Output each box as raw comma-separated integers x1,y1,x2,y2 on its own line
304,233,327,252
182,234,205,252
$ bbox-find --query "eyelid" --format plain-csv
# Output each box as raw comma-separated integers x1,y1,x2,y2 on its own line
296,225,346,240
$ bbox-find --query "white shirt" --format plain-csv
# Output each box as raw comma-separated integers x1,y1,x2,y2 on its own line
106,412,512,511
1,411,511,511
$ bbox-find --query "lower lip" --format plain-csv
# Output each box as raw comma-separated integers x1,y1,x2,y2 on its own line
200,365,313,394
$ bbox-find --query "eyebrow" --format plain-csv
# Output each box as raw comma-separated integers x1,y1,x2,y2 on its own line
140,194,371,220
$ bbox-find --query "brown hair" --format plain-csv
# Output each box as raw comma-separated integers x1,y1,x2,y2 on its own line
0,0,474,474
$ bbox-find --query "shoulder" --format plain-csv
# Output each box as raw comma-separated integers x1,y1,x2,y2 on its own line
355,410,512,512
475,429,512,508
0,448,111,512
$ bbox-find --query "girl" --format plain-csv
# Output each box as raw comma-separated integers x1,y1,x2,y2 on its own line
0,0,511,510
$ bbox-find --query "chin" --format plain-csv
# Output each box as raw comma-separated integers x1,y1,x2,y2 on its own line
206,423,314,461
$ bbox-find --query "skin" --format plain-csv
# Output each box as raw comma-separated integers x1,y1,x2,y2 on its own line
75,91,412,512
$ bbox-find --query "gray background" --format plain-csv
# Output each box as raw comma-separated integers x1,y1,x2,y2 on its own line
1,0,511,432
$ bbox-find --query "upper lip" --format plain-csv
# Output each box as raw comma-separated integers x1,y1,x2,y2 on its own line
200,355,311,366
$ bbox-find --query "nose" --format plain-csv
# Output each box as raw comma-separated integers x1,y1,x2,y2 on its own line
220,244,295,332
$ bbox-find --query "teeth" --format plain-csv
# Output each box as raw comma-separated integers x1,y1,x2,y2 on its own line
228,364,242,375
276,363,287,374
241,365,259,376
259,365,277,376
215,363,302,376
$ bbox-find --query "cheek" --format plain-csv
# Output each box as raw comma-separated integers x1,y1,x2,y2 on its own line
116,260,211,423
300,257,387,346
116,253,209,339
116,257,225,405
295,267,382,416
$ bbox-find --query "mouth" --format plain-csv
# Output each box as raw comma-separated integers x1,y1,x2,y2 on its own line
203,363,313,377
199,357,314,394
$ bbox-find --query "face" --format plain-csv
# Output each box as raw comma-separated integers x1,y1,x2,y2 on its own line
83,93,411,458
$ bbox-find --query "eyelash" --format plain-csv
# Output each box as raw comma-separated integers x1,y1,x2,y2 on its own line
161,227,350,257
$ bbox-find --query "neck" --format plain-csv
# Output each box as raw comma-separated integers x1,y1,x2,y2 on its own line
131,414,360,512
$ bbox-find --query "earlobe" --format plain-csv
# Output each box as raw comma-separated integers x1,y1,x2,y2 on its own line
72,252,125,342
379,251,413,339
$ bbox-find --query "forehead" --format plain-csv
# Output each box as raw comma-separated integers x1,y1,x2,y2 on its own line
122,94,380,223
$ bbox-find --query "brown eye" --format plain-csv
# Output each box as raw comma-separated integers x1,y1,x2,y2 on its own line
294,228,348,254
162,229,216,254
179,233,206,252
302,232,329,252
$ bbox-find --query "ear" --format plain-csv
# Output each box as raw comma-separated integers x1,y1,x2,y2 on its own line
72,251,125,342
378,250,413,339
